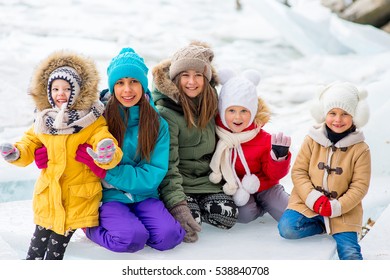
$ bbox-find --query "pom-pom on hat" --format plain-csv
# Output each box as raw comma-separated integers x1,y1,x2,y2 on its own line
310,81,369,128
218,68,261,129
107,48,149,94
169,41,214,81
47,66,82,109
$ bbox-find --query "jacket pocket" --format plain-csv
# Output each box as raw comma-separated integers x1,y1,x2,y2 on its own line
33,177,50,218
67,182,102,217
342,205,363,227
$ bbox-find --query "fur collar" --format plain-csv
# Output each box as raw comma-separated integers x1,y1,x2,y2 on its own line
152,59,219,103
29,50,100,111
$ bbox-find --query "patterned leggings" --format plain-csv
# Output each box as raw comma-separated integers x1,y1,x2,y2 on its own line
26,225,74,260
187,193,238,229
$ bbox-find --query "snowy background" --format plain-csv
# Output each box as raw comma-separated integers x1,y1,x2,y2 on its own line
1,0,390,268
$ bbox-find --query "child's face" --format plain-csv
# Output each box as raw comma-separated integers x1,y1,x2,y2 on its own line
179,70,205,98
325,108,353,133
51,79,71,108
114,78,143,107
224,105,252,133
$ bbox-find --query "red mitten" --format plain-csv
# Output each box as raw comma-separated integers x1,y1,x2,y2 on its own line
313,195,332,217
76,143,107,179
34,146,48,169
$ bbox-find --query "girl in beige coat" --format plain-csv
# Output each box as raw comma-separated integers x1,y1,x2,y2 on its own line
278,82,371,260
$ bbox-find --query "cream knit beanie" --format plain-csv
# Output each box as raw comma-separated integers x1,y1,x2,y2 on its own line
310,81,370,128
169,41,214,81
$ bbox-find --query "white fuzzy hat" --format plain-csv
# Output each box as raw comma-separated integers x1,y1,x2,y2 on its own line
310,81,370,128
218,68,261,129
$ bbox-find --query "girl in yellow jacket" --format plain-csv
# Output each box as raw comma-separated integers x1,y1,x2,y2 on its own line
278,82,371,260
0,50,122,260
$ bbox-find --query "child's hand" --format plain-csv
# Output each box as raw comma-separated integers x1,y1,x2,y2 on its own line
313,195,332,216
34,145,48,169
76,143,107,179
271,132,291,160
0,143,20,162
86,139,116,164
170,202,201,243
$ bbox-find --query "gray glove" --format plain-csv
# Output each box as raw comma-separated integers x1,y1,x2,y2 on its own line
0,143,20,162
87,138,116,164
170,202,201,243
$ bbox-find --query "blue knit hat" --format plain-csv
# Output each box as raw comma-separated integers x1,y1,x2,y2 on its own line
107,48,149,93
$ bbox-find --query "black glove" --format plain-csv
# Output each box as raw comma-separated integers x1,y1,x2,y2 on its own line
271,132,291,159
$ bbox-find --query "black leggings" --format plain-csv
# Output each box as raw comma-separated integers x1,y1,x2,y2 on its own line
187,193,238,229
26,225,74,260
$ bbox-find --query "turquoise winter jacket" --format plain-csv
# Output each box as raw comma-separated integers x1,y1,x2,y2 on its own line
101,91,170,204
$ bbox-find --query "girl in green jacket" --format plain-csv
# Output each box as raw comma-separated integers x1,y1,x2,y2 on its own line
152,41,238,243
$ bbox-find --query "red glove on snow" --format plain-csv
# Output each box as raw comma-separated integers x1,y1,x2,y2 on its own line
34,146,48,169
313,195,332,216
76,143,107,179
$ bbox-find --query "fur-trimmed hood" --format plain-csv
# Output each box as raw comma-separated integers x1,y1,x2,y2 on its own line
29,50,100,111
151,53,219,104
253,96,271,127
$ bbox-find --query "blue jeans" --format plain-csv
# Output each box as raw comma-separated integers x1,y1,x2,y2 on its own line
278,209,362,260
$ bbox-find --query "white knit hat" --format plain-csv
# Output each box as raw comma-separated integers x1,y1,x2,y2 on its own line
310,81,370,128
218,68,260,129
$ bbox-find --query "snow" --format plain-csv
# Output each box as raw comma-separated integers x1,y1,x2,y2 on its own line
0,0,390,276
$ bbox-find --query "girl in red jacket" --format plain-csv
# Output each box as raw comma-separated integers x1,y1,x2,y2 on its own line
209,68,291,222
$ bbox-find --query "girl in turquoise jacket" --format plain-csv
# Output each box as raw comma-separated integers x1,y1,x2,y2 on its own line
80,48,185,253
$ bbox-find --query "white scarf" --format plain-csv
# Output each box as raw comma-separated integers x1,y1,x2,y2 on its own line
209,126,260,196
34,101,105,135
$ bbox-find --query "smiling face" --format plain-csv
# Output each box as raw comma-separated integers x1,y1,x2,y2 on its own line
325,107,353,133
179,70,205,98
50,79,71,108
114,78,143,107
224,105,252,133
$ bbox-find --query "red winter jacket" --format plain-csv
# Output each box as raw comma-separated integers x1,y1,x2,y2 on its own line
215,116,291,192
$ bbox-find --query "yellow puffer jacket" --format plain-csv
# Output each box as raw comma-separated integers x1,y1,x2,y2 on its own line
12,116,122,235
7,50,123,235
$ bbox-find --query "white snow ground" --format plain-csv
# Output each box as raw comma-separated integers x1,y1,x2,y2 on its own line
0,0,390,278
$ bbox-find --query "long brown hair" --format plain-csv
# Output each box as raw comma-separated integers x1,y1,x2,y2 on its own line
174,74,218,129
104,92,159,162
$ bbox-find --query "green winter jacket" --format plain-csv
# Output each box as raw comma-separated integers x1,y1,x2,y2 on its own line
151,59,223,209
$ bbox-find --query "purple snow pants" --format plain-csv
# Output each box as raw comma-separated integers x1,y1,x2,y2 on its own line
85,198,185,253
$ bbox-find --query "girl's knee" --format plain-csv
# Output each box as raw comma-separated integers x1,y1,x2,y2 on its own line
147,223,185,251
112,228,150,253
278,224,296,239
277,216,298,239
90,225,149,253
